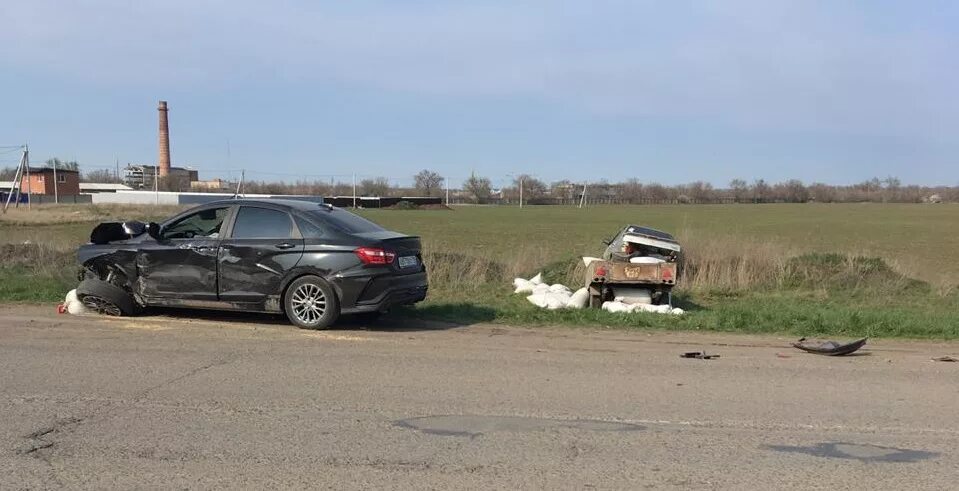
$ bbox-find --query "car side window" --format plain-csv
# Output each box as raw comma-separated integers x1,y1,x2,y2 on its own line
232,207,293,239
293,215,325,238
163,207,229,239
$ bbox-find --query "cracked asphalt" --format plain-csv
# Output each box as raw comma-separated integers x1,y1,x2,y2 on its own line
2,305,958,489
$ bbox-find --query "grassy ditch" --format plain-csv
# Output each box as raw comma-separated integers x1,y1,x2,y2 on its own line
1,203,958,339
410,246,959,339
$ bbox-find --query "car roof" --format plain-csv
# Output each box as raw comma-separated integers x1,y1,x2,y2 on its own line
203,198,329,211
622,225,678,243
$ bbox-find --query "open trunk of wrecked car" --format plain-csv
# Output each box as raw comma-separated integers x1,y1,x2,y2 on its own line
585,225,681,308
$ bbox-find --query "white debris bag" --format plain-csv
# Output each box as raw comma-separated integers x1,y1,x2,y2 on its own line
602,301,684,316
513,279,535,294
548,283,572,294
611,287,652,305
565,288,589,309
526,292,570,310
513,272,680,314
63,289,90,315
513,272,548,294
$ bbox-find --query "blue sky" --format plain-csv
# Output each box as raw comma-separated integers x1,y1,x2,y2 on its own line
0,0,956,187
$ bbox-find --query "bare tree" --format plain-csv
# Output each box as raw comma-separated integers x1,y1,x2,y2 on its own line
618,178,644,202
0,167,17,180
82,169,121,183
45,158,79,171
413,170,444,197
751,179,770,203
360,177,391,197
686,181,714,203
463,174,492,203
729,179,748,203
507,174,547,203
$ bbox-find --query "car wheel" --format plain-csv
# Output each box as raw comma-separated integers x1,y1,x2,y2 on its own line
76,279,137,316
284,275,339,329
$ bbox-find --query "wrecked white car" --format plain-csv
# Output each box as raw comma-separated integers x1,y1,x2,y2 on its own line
584,225,681,308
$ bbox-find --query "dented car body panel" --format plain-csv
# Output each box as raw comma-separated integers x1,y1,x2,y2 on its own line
77,199,428,316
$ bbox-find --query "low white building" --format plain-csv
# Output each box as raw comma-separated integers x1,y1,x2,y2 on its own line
79,183,134,194
90,190,324,205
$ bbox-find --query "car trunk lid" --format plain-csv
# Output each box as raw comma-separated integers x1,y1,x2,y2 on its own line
355,232,424,273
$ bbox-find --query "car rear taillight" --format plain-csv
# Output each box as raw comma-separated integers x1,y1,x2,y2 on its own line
354,247,396,265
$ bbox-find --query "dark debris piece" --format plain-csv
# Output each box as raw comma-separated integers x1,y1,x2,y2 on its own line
680,351,720,360
792,337,867,356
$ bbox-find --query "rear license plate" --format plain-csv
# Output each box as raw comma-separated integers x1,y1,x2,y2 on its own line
398,256,418,269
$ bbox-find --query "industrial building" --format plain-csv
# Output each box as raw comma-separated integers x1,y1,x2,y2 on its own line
123,164,198,189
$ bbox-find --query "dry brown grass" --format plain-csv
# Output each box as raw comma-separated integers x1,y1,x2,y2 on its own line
422,233,946,297
0,242,74,277
0,204,184,225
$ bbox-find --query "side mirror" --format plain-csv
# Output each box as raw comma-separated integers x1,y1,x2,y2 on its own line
147,222,162,240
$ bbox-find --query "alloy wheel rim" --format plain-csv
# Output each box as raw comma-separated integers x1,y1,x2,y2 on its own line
81,295,122,316
291,283,327,324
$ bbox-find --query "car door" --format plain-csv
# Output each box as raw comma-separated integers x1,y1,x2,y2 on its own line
137,205,232,301
217,205,304,303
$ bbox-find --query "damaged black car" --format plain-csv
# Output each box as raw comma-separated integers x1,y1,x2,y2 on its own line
76,199,428,329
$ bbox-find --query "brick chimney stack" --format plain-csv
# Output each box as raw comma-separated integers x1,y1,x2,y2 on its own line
157,100,171,177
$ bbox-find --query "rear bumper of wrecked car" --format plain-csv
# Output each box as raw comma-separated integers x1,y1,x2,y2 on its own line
337,271,429,314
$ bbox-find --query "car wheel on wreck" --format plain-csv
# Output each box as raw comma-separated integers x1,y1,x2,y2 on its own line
284,275,340,329
76,278,138,316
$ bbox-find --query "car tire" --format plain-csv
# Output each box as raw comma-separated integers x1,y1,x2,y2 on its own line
284,275,339,329
76,278,138,316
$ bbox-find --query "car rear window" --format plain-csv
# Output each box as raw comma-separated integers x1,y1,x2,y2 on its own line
306,208,385,234
232,207,293,239
293,215,326,238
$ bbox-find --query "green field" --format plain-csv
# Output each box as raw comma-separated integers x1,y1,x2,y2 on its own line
2,203,958,338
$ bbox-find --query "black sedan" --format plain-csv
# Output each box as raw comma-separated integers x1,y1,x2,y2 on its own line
75,199,428,328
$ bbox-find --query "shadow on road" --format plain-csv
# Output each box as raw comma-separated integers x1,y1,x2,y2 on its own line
141,305,493,333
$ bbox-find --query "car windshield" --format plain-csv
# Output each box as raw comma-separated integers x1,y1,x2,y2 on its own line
305,208,385,234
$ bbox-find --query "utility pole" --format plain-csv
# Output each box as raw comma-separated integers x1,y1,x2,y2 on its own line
2,145,27,213
352,173,357,208
234,169,245,198
445,178,450,206
579,182,587,208
24,145,31,210
52,161,59,204
519,176,524,209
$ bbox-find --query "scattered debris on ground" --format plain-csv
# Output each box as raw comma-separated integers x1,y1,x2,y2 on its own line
680,351,720,360
61,289,89,315
792,337,868,356
513,274,588,310
512,269,683,314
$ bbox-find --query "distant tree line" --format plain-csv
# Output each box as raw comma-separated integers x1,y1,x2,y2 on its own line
0,158,121,184
4,161,954,204
231,171,958,205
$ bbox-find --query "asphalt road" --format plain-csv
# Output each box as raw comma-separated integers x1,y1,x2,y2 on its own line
2,305,957,489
